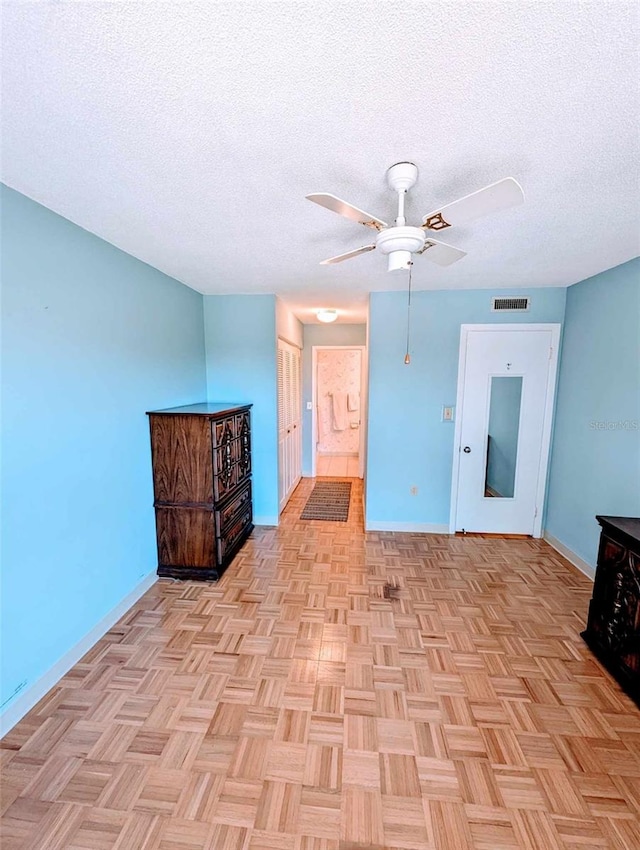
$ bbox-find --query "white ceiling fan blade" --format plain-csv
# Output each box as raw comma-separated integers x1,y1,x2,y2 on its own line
422,177,524,231
307,193,387,230
320,245,376,265
418,239,467,266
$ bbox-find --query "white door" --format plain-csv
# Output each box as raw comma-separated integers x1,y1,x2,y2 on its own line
278,339,302,513
452,324,560,535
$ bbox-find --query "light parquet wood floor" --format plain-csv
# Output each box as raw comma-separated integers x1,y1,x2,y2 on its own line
2,477,640,849
316,455,360,478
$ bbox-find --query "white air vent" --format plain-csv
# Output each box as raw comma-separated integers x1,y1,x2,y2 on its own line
492,296,530,312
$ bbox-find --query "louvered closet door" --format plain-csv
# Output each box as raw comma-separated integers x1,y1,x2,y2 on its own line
291,349,301,486
277,339,302,513
277,345,287,512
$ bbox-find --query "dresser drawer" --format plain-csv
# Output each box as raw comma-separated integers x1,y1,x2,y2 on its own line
214,442,233,474
235,410,250,439
213,415,236,447
217,506,252,564
236,451,251,486
213,462,237,502
213,459,251,502
216,481,252,536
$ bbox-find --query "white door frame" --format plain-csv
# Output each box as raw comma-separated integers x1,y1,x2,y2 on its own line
311,345,368,478
277,337,302,514
449,323,561,537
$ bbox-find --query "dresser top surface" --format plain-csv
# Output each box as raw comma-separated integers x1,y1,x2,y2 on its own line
596,515,640,546
147,402,251,417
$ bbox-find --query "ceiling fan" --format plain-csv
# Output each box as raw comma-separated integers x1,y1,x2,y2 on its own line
306,162,524,272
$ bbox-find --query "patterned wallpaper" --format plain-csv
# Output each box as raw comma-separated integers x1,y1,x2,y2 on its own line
316,348,362,454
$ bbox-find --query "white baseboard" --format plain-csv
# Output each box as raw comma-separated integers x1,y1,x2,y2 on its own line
254,515,279,526
365,521,450,534
543,531,595,580
0,572,157,737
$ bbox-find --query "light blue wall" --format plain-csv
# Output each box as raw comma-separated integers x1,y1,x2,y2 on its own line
366,287,566,528
203,295,278,523
486,376,523,498
302,323,367,475
545,259,640,566
1,185,206,713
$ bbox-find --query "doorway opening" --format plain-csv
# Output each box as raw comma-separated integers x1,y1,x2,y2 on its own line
312,345,366,479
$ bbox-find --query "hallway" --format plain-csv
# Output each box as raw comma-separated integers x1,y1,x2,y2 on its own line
1,479,639,849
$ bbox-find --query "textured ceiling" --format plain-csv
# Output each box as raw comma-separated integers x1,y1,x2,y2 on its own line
2,2,639,322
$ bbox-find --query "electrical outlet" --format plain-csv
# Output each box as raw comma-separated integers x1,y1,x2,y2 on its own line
306,401,312,410
410,486,419,496
442,406,454,422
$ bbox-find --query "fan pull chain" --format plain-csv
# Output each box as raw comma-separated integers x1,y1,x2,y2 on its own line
404,261,413,365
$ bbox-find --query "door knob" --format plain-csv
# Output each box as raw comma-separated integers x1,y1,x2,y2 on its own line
463,446,471,453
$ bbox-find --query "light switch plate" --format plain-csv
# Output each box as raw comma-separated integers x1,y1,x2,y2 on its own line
306,401,313,410
442,406,454,422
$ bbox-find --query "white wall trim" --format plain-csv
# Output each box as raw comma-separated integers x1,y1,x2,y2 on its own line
0,572,157,737
365,521,451,534
254,515,279,526
543,531,595,580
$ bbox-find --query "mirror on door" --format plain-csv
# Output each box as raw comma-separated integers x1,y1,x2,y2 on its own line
484,376,523,499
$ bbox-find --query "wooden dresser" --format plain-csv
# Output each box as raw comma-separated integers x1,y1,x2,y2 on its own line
581,516,640,705
147,403,253,581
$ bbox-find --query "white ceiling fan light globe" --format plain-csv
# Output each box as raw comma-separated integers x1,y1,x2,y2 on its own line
387,250,412,271
317,309,338,323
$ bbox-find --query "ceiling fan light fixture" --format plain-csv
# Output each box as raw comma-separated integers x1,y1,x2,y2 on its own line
388,250,412,272
317,309,338,323
376,226,425,272
307,166,523,271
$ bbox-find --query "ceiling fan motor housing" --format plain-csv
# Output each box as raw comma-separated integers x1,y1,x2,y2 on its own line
376,226,426,271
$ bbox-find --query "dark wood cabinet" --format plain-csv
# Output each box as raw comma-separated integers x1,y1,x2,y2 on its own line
581,516,640,706
147,403,253,581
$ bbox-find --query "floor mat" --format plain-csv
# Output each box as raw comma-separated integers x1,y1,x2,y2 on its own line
300,480,352,522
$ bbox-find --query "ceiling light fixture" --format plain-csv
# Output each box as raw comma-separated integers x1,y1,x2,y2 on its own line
317,309,338,323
